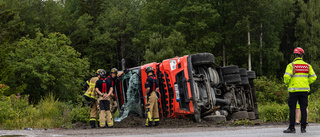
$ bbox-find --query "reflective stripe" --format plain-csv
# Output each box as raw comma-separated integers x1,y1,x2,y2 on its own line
90,118,96,121
153,118,160,122
288,88,310,91
292,75,308,77
309,74,316,77
147,112,152,121
89,83,95,88
285,72,292,77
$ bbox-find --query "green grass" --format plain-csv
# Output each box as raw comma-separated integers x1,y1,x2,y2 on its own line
258,94,320,123
0,93,89,129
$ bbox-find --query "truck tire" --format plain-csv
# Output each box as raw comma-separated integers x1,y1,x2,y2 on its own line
240,77,249,85
223,74,241,84
230,111,249,120
239,68,248,77
221,65,239,75
247,71,256,79
248,112,256,120
191,53,215,66
193,101,201,122
208,67,220,86
203,115,226,123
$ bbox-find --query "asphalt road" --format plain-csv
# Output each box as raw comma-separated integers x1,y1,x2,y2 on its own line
1,123,320,137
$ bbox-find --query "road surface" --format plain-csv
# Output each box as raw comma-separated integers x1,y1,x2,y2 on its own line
1,123,320,137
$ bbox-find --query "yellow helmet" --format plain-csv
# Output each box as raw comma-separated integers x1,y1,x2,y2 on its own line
111,68,118,74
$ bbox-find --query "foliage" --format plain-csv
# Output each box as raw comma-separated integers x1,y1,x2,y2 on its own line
68,105,90,123
0,93,89,129
258,102,289,122
3,32,89,102
308,93,320,122
254,76,288,104
0,0,320,125
143,30,189,63
0,84,9,98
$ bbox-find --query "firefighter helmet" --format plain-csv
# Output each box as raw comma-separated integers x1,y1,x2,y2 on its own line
95,69,101,75
110,68,118,74
97,69,107,77
293,47,304,55
145,66,154,74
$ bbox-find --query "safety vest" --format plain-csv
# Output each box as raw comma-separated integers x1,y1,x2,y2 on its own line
284,58,317,92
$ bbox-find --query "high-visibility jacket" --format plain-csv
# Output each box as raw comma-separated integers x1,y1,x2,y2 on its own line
284,57,317,92
84,76,99,99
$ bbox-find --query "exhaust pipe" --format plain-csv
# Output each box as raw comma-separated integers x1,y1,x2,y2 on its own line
121,58,126,71
216,98,230,105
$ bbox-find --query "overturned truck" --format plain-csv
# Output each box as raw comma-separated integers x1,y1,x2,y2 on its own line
114,53,258,122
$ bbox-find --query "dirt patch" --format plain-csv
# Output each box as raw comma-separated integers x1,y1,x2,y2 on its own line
70,114,287,129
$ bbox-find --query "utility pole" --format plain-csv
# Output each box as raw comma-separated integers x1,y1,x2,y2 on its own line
248,31,251,71
260,23,263,75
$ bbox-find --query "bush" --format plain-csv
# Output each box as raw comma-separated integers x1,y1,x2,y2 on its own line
3,32,90,103
258,102,289,122
254,76,288,104
68,105,90,123
0,93,91,129
308,93,320,122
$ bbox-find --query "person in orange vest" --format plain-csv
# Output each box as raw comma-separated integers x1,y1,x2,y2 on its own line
283,47,317,133
95,69,114,128
144,66,160,127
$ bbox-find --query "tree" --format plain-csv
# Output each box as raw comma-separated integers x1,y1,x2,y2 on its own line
144,30,188,63
295,0,320,90
4,32,89,102
0,4,24,45
0,3,24,85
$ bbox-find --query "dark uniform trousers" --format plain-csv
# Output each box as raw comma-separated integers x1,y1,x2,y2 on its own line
288,92,308,129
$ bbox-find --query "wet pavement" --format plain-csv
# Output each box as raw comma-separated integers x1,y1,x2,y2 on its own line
1,123,319,137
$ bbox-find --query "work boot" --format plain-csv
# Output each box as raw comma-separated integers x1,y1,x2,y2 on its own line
97,121,100,128
301,127,306,133
90,121,96,128
283,128,296,133
154,121,159,126
148,121,153,127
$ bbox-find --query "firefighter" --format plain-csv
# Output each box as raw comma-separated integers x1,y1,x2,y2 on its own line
109,68,126,118
95,69,114,128
144,66,160,127
83,69,102,128
283,47,317,133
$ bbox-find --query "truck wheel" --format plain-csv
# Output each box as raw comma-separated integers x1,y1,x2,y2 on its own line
221,65,239,75
247,71,256,79
239,68,248,77
208,67,220,86
193,101,201,122
203,115,226,123
248,112,256,120
191,53,215,66
230,111,249,120
223,74,241,84
240,77,249,85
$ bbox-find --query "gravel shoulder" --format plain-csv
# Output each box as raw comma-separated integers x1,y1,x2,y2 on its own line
1,117,319,137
